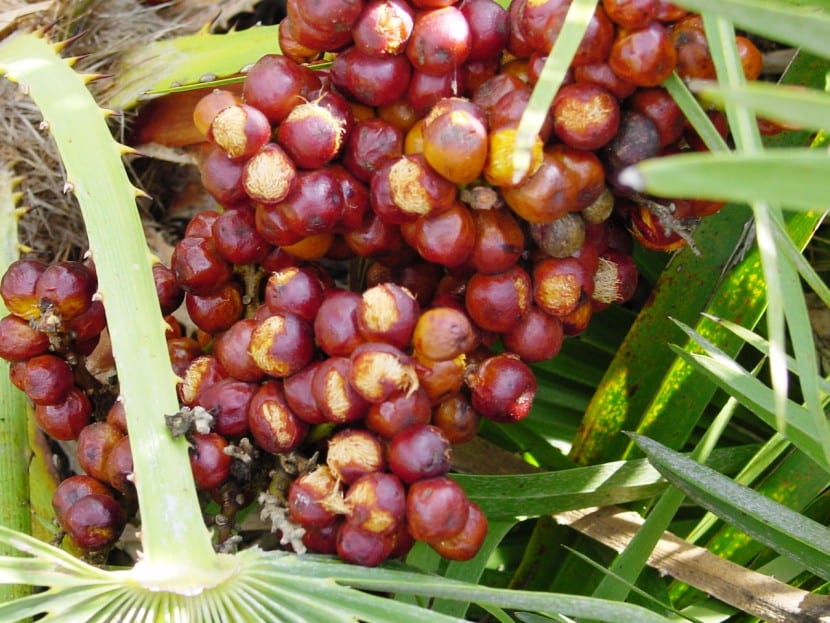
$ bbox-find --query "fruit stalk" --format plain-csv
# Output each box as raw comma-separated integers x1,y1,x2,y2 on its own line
0,32,222,587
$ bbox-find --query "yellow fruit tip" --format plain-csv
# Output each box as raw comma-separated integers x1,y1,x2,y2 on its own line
16,243,34,254
13,206,29,220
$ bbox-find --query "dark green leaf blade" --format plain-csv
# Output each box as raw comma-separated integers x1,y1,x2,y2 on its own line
631,434,830,580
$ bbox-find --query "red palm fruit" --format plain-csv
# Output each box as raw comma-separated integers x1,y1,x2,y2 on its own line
413,352,466,405
302,521,340,555
185,281,244,334
35,386,91,441
357,282,420,349
23,354,73,405
330,46,412,107
207,103,271,160
406,68,465,117
249,313,315,378
349,342,420,403
609,21,678,87
242,143,297,206
0,314,49,361
336,522,395,566
669,16,715,80
561,298,593,336
506,0,534,57
365,386,432,438
402,201,476,268
466,353,536,422
52,475,115,522
406,7,472,76
552,83,620,151
469,208,525,275
153,263,184,316
167,336,201,377
193,89,240,137
277,98,350,170
459,0,509,61
35,261,95,321
472,73,526,119
342,118,404,183
592,249,639,307
655,0,687,21
736,36,763,80
212,207,271,265
185,210,221,238
520,0,614,66
195,378,258,437
406,476,469,542
179,355,228,406
278,18,324,64
254,203,304,247
171,236,233,295
8,361,26,392
501,150,580,223
464,57,500,94
573,61,637,99
189,432,232,490
367,261,442,307
277,168,345,237
354,0,415,56
288,466,341,527
312,356,371,423
345,472,406,536
212,319,266,383
628,87,686,147
200,146,248,208
314,289,366,357
388,425,452,484
285,1,353,50
533,256,593,317
105,399,128,433
432,394,480,444
242,54,321,124
371,154,458,224
412,307,476,361
1,258,46,320
330,165,371,233
464,265,532,333
104,435,135,494
422,103,488,184
288,0,364,38
62,494,125,551
343,212,406,261
248,380,308,454
488,88,554,142
77,422,124,483
430,501,487,560
327,429,386,484
379,98,421,132
283,362,327,425
602,0,658,29
529,213,586,259
264,266,325,322
264,267,325,322
629,204,687,251
551,145,606,212
605,111,662,171
502,305,565,363
483,126,545,188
